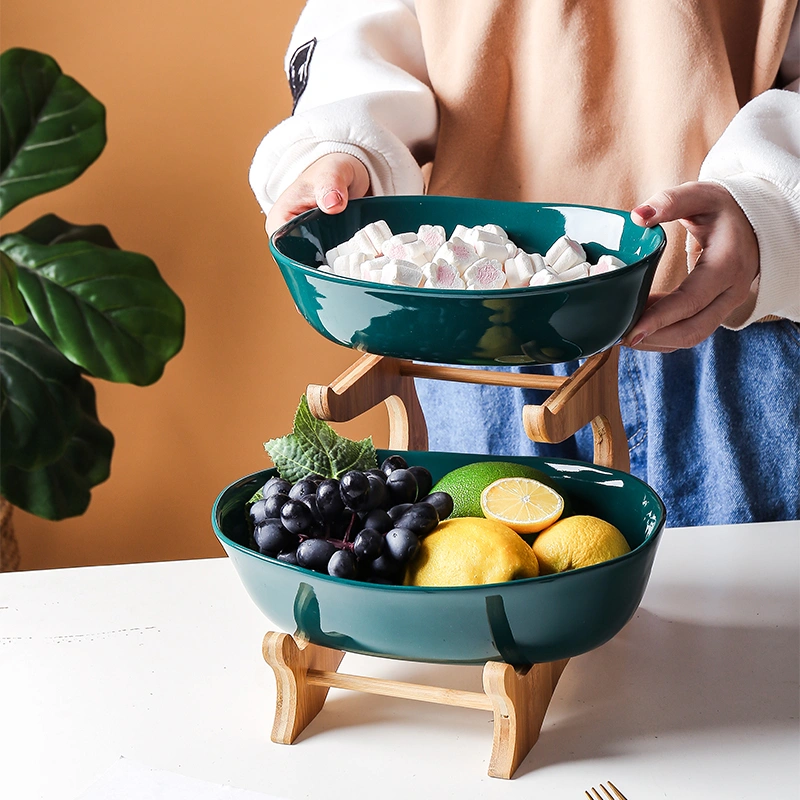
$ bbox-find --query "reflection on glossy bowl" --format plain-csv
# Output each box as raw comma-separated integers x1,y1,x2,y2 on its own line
270,196,666,366
212,450,666,665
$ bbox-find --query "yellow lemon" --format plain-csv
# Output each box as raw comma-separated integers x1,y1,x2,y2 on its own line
532,515,631,575
431,460,568,518
480,477,564,534
405,517,539,586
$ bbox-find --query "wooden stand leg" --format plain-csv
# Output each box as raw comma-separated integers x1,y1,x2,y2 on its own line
483,659,569,779
263,630,568,779
523,347,629,472
262,631,345,744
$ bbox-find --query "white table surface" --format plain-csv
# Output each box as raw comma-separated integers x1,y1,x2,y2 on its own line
2,520,798,800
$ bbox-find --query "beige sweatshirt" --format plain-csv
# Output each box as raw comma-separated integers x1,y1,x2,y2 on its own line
249,0,800,322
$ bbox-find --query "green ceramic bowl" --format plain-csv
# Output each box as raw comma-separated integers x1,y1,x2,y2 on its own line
269,196,666,365
212,450,665,666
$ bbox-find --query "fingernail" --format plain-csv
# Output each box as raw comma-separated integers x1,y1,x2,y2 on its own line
321,190,342,210
633,204,656,223
629,332,648,347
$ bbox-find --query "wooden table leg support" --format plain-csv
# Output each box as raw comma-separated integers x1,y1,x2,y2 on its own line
263,631,568,779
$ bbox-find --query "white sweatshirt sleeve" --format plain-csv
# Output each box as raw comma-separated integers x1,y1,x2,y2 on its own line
248,0,437,217
699,14,800,328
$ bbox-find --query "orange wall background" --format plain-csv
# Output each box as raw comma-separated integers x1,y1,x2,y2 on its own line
1,0,389,570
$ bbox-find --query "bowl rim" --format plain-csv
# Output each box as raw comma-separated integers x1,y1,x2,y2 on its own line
211,455,667,593
269,196,668,299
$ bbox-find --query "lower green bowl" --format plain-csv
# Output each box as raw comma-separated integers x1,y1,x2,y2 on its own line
212,451,665,665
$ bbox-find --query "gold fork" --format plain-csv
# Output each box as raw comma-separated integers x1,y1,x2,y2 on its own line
585,781,628,800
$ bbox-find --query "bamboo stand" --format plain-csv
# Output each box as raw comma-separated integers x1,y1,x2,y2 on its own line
262,347,628,778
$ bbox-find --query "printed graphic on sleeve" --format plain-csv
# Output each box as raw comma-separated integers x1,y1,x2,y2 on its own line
288,38,317,113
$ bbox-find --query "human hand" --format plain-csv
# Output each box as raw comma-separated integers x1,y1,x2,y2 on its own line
623,181,759,351
266,153,370,236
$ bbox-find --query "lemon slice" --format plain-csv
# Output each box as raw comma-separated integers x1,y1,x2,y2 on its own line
480,477,564,534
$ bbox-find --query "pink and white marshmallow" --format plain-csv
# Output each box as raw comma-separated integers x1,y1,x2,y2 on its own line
504,252,545,288
381,233,430,266
464,258,507,290
422,259,467,289
417,224,446,254
333,251,368,279
588,254,627,276
557,262,591,282
529,270,560,286
433,237,479,274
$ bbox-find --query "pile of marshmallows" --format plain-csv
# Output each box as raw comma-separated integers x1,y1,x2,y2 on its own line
319,221,626,290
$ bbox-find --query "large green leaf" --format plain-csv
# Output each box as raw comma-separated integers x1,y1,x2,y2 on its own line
0,251,28,323
0,377,114,520
0,225,185,385
17,212,119,249
0,48,106,217
0,317,83,470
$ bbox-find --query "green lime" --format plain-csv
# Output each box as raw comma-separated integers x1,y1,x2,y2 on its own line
431,460,570,519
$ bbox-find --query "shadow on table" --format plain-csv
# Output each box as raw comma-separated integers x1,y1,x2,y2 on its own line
293,587,799,777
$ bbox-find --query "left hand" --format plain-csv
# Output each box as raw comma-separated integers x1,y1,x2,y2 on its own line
623,181,759,352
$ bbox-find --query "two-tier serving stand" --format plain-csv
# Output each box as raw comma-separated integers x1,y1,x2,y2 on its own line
261,347,628,779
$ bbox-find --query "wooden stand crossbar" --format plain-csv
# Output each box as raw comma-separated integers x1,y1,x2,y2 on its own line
262,347,628,778
306,348,628,471
263,631,569,779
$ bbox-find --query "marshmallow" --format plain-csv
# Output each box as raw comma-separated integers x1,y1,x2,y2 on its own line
422,259,466,289
505,242,520,259
361,220,393,252
451,224,473,241
557,262,591,282
417,224,446,254
590,254,627,275
464,227,506,248
464,258,507,290
475,239,510,263
318,264,334,273
433,237,479,273
529,270,560,286
480,224,509,242
359,255,389,282
381,259,424,287
333,251,368,279
381,234,430,266
545,236,587,274
504,253,538,288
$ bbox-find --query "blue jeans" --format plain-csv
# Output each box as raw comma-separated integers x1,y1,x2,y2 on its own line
414,320,800,527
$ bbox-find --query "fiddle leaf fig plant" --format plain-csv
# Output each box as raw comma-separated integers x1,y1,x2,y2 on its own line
0,48,185,520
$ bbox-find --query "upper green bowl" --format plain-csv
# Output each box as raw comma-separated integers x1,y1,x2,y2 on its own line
212,450,666,666
269,196,666,366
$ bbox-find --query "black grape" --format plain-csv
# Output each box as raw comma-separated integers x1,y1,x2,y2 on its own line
254,519,299,555
296,539,338,572
263,493,290,519
263,476,291,499
407,466,433,499
385,528,420,563
365,469,388,483
419,491,454,520
365,472,388,510
353,528,385,560
368,552,405,582
396,502,439,537
249,499,270,526
289,478,319,501
316,479,345,520
339,470,372,511
385,468,418,505
280,499,314,534
380,454,408,477
361,508,393,534
387,503,413,522
277,550,299,565
328,549,358,579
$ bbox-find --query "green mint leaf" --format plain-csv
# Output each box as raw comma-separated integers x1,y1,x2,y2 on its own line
263,395,377,482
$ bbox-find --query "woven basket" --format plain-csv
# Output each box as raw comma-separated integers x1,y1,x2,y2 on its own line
0,497,21,572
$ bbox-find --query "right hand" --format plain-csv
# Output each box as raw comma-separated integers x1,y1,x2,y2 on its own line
266,153,370,235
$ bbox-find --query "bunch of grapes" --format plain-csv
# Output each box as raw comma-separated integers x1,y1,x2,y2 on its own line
247,455,454,584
